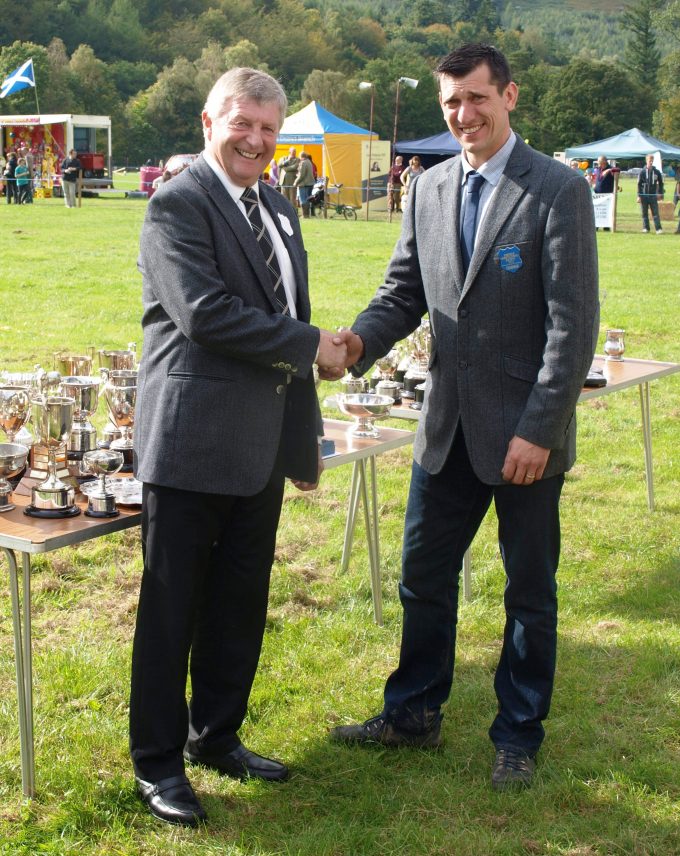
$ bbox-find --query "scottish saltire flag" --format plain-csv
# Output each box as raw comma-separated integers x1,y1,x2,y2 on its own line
0,59,35,99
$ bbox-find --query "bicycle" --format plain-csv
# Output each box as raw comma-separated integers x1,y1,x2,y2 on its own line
310,182,358,220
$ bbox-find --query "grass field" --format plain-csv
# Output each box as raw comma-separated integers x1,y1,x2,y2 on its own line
0,176,678,856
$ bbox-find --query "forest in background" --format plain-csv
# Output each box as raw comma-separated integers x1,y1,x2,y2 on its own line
0,0,679,164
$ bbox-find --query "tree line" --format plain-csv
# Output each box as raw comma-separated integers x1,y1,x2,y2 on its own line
0,0,678,165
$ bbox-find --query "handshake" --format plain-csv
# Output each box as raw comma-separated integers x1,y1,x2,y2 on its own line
315,328,364,381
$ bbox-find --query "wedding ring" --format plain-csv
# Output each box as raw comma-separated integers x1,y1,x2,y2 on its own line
525,473,535,481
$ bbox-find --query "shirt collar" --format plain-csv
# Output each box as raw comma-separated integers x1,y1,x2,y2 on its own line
460,131,517,188
202,149,259,205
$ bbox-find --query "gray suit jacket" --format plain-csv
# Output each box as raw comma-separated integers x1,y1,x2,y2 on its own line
134,155,322,495
352,135,600,484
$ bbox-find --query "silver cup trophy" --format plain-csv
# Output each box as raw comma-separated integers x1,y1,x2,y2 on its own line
98,345,137,444
336,393,394,438
54,350,94,377
59,376,101,458
103,370,137,470
81,448,125,517
25,395,80,517
0,443,29,512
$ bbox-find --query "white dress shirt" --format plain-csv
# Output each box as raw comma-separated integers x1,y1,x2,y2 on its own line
459,131,517,237
203,150,298,318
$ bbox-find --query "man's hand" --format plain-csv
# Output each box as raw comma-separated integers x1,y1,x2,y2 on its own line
290,447,324,491
501,436,550,486
315,329,348,380
336,328,365,368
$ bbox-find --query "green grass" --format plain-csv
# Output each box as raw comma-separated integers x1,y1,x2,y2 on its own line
0,176,679,855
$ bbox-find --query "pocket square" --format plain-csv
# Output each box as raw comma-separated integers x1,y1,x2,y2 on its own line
277,213,294,236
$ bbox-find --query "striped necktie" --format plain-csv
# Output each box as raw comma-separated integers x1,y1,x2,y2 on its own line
461,171,486,275
240,186,288,315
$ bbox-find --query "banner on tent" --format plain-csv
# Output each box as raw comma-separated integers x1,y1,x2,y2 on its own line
592,193,614,229
361,140,390,210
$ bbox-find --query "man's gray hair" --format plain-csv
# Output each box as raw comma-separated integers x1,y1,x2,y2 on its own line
203,67,287,127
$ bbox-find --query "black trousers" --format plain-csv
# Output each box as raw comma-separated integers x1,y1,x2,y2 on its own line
129,475,285,781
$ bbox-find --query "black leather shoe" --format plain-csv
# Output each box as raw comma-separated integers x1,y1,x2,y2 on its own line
136,774,207,826
491,749,536,791
329,714,442,748
184,743,289,782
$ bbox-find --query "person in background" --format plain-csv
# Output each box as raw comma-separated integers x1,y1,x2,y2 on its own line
400,155,424,205
592,155,618,231
4,151,18,204
388,155,406,213
60,149,82,208
637,153,664,234
294,151,315,218
277,146,299,205
267,158,279,187
328,42,599,793
14,157,31,204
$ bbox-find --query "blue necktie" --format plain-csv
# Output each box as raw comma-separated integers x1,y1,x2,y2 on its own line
461,171,485,275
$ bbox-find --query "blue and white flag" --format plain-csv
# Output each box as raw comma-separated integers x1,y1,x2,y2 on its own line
0,59,36,99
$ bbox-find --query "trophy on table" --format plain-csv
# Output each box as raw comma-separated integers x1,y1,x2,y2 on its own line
103,370,137,471
98,344,137,445
59,376,101,459
54,349,94,377
0,368,61,447
81,448,124,517
0,386,31,512
374,349,402,403
336,394,393,438
25,395,80,517
402,320,432,404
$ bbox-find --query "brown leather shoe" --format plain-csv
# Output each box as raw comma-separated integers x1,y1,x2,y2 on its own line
491,749,536,790
329,714,442,748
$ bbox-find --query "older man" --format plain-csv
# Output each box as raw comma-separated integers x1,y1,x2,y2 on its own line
131,67,347,827
330,44,599,791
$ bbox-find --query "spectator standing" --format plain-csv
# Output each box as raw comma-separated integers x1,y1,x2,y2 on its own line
278,146,299,205
4,151,18,204
637,154,664,234
60,149,82,208
593,155,615,193
14,157,31,204
267,158,279,187
294,151,315,218
400,155,424,205
388,155,406,212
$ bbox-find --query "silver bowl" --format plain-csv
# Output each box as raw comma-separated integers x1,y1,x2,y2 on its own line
0,442,29,512
337,393,393,438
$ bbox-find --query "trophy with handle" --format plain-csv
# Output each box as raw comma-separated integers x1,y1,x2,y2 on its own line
81,448,124,517
59,375,101,458
0,386,32,511
103,370,137,471
54,348,95,377
98,344,137,444
25,395,80,517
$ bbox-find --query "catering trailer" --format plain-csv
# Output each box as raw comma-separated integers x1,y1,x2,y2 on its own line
0,113,112,195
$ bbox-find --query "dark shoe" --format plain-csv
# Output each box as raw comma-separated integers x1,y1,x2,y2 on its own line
136,774,206,827
491,749,536,791
329,714,441,748
184,743,289,782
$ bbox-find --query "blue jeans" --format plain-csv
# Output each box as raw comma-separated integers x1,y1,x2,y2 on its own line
383,428,564,755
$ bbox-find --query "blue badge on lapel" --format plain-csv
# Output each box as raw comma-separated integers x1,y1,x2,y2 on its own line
496,245,523,273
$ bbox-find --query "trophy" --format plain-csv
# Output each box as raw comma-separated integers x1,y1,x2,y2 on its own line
0,385,31,444
54,349,94,377
337,393,393,438
374,349,402,402
0,369,61,447
0,443,29,512
98,345,137,444
103,370,137,470
59,376,101,458
25,395,80,517
402,320,432,400
604,328,625,361
81,448,124,517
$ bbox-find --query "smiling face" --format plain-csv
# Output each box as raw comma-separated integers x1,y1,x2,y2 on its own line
203,96,281,187
438,63,518,169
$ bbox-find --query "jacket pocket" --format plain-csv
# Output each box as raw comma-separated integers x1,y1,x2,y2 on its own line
503,354,540,384
167,371,235,384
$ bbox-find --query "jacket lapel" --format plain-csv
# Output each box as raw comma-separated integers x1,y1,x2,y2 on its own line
189,156,282,313
461,135,531,301
436,157,465,296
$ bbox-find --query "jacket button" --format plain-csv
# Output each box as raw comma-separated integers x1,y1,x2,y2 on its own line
458,360,468,369
276,384,285,394
459,308,468,318
285,363,292,370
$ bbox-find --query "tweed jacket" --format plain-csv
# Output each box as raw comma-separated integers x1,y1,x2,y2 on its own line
352,135,600,484
134,155,322,495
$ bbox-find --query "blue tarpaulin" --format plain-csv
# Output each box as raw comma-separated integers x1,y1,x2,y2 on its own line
395,130,461,157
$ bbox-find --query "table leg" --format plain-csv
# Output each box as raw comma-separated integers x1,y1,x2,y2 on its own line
341,461,362,573
462,548,471,602
358,459,382,626
2,547,35,798
368,456,382,625
639,381,655,511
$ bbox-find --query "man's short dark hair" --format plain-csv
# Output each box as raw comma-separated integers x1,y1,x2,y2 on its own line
435,43,512,94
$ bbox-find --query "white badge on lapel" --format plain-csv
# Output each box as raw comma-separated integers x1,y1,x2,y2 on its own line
277,212,294,236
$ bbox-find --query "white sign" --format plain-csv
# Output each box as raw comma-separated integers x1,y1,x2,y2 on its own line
592,193,614,229
361,139,391,210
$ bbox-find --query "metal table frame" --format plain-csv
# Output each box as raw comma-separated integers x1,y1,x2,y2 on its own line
1,420,415,799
